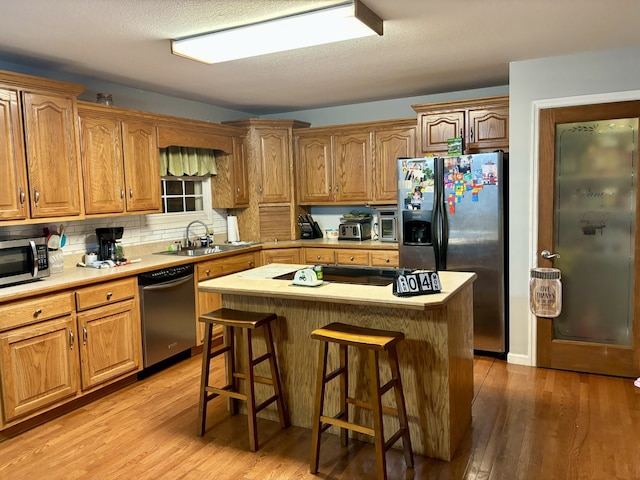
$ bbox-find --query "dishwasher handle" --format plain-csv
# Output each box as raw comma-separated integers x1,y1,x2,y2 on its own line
141,274,194,291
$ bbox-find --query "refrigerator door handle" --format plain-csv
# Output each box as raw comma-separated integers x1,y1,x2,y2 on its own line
432,158,448,271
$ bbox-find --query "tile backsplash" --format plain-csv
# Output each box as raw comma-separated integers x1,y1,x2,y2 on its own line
0,209,228,258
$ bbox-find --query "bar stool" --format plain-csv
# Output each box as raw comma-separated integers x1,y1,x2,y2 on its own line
309,322,413,480
197,308,289,452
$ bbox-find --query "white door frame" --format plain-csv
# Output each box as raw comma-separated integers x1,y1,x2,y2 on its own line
528,90,640,366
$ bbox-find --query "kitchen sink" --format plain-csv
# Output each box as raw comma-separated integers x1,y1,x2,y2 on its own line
154,243,257,257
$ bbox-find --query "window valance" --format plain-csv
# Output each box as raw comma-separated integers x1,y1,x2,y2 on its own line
159,146,217,176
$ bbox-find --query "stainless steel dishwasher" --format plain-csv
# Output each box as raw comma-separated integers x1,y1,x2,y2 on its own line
138,263,196,368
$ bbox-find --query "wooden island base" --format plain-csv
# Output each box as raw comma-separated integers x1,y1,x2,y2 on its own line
199,266,475,461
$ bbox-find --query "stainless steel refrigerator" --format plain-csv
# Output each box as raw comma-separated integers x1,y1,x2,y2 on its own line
397,152,507,354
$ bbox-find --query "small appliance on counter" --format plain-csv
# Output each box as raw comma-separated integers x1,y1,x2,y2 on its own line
0,235,50,287
338,213,373,241
377,208,398,242
298,214,323,239
96,227,125,262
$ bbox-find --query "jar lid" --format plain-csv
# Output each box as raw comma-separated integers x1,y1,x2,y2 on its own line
530,267,561,280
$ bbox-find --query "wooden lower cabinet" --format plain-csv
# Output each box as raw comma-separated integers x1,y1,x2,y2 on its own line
0,315,80,423
261,248,301,265
370,250,399,267
195,252,257,345
0,277,141,428
335,249,370,266
76,299,140,390
303,247,398,267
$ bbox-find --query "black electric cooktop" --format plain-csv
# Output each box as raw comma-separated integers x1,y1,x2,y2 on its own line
273,265,413,286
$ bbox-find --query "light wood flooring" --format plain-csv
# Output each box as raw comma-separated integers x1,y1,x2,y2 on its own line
1,354,639,479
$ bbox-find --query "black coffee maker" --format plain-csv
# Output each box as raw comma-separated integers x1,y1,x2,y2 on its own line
96,227,124,261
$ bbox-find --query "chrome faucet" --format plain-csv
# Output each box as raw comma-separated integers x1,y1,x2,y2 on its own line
185,220,210,247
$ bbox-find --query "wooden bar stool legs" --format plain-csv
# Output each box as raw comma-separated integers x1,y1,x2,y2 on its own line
310,323,414,480
197,308,289,452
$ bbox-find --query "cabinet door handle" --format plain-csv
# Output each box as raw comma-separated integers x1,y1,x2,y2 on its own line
335,184,339,192
258,185,263,194
33,308,42,317
316,255,321,260
69,329,75,350
19,187,26,206
129,187,134,199
33,187,40,207
205,269,211,275
106,292,113,300
470,127,474,142
83,326,88,345
459,128,463,138
350,256,354,261
120,189,125,199
385,258,390,263
248,261,254,267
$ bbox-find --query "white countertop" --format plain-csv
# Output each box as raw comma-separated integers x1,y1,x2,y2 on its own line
199,263,476,311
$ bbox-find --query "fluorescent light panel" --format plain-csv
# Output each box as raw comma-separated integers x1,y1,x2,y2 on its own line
171,0,383,64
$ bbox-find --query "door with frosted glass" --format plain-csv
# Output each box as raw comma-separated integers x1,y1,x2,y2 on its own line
537,101,640,377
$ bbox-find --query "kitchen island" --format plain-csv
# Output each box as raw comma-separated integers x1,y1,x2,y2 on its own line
198,264,476,461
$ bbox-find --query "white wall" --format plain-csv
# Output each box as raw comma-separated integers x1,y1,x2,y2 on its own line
508,44,640,365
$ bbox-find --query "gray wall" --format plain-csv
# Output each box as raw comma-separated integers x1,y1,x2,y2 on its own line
265,85,508,126
0,60,253,122
508,44,640,364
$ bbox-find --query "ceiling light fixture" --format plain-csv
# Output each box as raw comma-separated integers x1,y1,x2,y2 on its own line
171,0,383,64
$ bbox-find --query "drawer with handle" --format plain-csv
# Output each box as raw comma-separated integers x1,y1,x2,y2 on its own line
0,292,75,331
336,249,370,266
75,277,137,311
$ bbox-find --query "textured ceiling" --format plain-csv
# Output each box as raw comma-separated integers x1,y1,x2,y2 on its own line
0,0,639,115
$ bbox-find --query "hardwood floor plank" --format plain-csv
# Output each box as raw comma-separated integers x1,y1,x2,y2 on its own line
1,355,640,480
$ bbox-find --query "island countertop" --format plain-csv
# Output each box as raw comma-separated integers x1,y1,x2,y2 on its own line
198,263,476,461
198,263,476,310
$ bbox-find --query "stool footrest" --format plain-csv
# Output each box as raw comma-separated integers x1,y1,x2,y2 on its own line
205,385,246,401
233,372,275,386
324,365,346,383
384,427,408,453
346,397,399,417
208,344,232,359
255,394,279,414
320,415,375,437
380,378,397,397
251,352,272,367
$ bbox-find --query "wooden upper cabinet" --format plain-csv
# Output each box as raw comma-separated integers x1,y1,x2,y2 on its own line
414,95,509,155
373,125,416,202
255,128,291,203
232,136,249,207
296,133,333,203
466,106,509,151
210,135,249,209
79,112,125,214
294,119,414,205
333,131,371,203
22,91,83,218
419,111,464,154
78,104,161,215
0,88,28,220
121,119,161,212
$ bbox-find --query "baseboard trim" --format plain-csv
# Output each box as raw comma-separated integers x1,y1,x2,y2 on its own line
507,352,532,366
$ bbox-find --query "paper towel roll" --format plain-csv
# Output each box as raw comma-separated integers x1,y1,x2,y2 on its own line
227,216,240,243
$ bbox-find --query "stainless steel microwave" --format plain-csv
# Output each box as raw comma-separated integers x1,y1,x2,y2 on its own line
0,235,50,287
377,209,398,242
